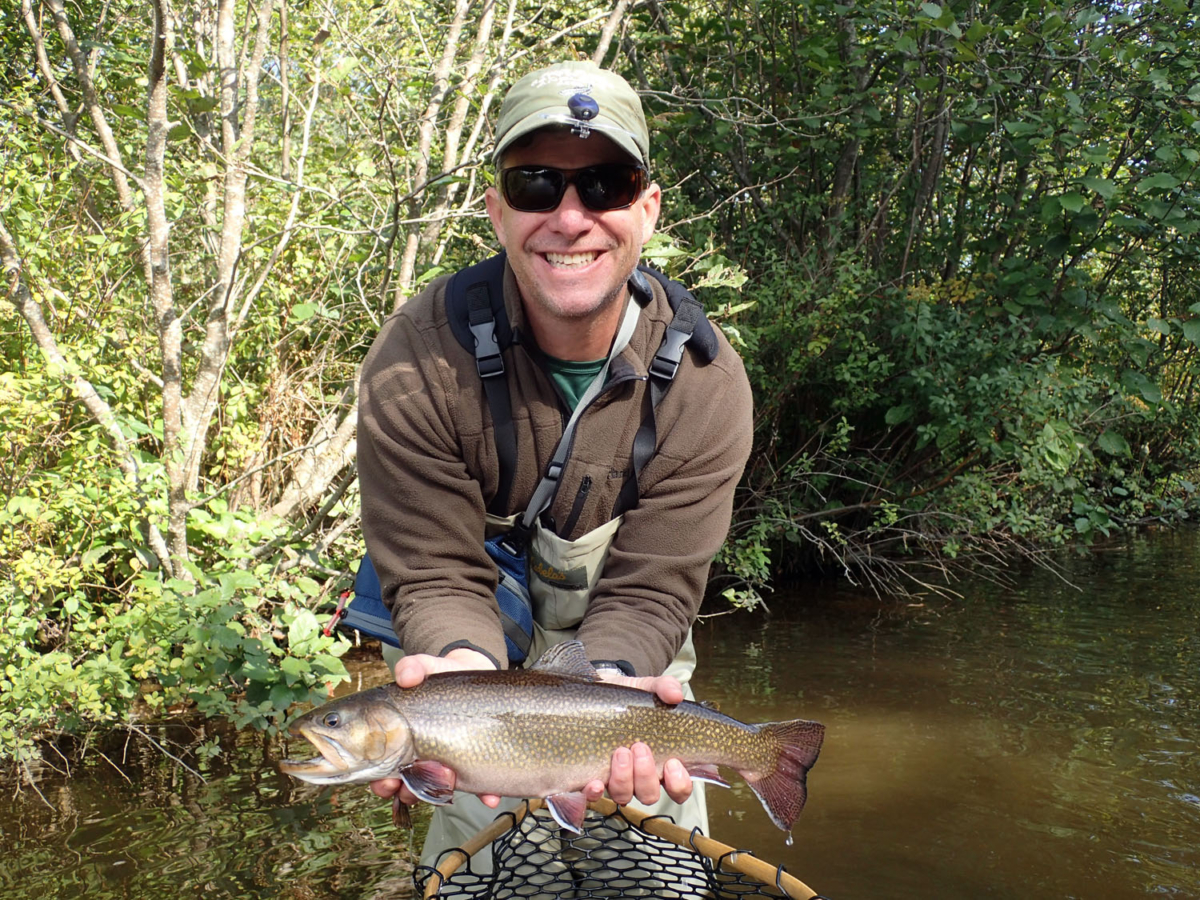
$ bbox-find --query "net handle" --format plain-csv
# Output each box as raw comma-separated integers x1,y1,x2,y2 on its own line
422,798,819,900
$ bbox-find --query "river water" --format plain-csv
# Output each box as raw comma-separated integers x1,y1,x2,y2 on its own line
2,531,1197,899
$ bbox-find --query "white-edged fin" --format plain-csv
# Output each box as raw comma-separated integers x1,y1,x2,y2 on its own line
545,791,589,833
399,760,455,805
686,763,730,788
530,640,601,681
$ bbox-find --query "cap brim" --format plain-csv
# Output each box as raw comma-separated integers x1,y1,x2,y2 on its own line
493,110,645,167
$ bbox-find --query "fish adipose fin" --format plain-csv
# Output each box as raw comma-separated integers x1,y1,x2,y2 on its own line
545,790,589,833
399,760,456,805
744,719,825,831
530,640,601,681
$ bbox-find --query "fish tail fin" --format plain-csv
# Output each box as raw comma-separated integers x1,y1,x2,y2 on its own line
744,719,825,831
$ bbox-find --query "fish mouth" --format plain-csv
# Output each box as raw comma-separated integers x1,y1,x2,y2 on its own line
280,725,403,785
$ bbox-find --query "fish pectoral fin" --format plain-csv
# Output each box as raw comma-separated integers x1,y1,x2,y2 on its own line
685,763,730,788
399,760,456,805
545,791,589,834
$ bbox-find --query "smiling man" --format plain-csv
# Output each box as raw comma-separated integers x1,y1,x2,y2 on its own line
356,60,754,867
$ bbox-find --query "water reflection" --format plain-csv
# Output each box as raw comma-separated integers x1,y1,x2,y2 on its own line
1,531,1197,899
695,531,1200,898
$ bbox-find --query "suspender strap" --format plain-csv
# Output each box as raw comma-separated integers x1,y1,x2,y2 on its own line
514,298,642,542
612,293,704,517
466,279,517,514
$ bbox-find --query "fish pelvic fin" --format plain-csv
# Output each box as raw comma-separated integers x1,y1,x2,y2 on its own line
745,719,825,831
545,790,589,834
685,763,730,788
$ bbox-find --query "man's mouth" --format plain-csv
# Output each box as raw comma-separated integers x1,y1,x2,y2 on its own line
543,251,598,269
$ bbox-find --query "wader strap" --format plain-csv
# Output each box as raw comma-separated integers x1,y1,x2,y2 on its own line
613,293,704,517
467,279,517,514
516,298,642,541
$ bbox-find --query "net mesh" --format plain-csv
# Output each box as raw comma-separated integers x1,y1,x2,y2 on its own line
414,803,815,899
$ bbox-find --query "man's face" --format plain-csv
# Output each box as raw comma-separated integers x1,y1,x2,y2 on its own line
484,129,661,336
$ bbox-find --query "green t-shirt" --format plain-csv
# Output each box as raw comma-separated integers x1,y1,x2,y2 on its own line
542,354,606,411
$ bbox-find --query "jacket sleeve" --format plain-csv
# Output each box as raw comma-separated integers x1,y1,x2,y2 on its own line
573,348,754,676
357,308,510,668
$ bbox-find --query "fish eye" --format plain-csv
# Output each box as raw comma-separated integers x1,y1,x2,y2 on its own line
322,712,341,728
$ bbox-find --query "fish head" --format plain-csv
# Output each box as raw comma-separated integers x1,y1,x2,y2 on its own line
279,690,415,785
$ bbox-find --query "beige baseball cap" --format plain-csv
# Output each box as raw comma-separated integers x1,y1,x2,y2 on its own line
493,61,649,168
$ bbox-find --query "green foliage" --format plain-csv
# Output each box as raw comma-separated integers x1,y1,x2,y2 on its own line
6,0,1200,759
641,0,1200,595
0,365,351,760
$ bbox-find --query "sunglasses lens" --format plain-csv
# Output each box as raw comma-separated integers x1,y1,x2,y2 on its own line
577,165,644,211
501,165,645,212
502,168,564,212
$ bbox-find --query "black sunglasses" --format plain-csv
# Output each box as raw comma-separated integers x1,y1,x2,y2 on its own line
499,163,648,213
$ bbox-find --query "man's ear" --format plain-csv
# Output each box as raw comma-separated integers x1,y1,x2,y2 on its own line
484,186,507,247
639,182,662,244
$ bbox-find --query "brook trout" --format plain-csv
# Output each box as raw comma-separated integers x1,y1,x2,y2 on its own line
280,641,824,833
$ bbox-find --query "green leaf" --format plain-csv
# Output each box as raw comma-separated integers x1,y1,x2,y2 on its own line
218,570,260,594
1097,431,1131,456
920,2,943,17
270,683,297,711
1058,192,1085,213
1181,320,1200,344
1136,173,1181,193
1080,176,1116,199
885,404,913,425
279,656,311,686
1120,371,1163,404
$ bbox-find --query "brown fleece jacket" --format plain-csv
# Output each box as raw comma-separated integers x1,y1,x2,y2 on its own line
357,260,754,676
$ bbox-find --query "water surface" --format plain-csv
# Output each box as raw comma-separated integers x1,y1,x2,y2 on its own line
2,531,1197,898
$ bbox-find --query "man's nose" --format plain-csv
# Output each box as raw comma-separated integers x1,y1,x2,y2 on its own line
546,184,594,234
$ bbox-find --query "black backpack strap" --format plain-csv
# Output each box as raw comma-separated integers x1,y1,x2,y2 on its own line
447,252,517,514
612,269,716,517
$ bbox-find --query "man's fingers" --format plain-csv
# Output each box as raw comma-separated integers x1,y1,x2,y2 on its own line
370,777,402,799
662,758,694,804
597,671,684,706
370,776,421,806
651,676,684,706
630,742,661,806
607,746,634,805
393,656,431,688
393,649,498,688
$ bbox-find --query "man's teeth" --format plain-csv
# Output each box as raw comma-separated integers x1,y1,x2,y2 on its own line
545,252,597,268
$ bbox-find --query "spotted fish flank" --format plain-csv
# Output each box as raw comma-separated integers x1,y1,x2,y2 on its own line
280,641,824,834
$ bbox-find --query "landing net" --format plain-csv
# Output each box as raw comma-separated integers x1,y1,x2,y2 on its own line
414,798,824,899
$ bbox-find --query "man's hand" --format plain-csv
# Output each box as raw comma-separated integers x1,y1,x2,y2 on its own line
587,671,694,807
369,649,504,809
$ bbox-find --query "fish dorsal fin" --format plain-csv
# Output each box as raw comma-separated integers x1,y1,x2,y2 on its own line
530,640,601,681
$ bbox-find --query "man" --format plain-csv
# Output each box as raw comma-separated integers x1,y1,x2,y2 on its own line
356,59,754,867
